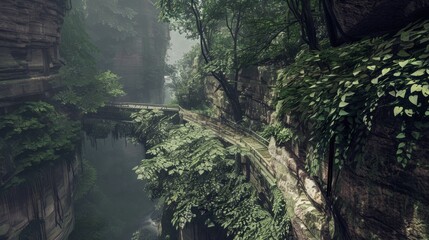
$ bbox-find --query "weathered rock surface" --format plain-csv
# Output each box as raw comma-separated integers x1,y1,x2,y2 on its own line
0,159,78,240
332,119,429,240
266,115,429,239
206,66,276,125
0,0,65,81
207,57,429,240
268,138,331,240
327,0,429,45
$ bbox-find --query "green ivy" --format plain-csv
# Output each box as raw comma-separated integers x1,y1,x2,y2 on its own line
134,123,290,239
0,102,79,188
276,20,429,173
261,123,293,145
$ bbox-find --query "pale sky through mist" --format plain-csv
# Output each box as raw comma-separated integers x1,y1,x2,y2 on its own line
166,30,196,65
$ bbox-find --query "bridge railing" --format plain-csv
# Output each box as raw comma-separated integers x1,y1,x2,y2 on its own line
219,116,269,147
106,102,179,111
100,103,275,182
179,107,275,182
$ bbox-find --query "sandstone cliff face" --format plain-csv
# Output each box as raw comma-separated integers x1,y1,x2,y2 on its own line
333,118,429,240
0,0,65,102
207,65,429,239
267,123,429,240
327,0,429,45
0,2,76,239
206,66,276,126
0,158,78,240
96,0,169,104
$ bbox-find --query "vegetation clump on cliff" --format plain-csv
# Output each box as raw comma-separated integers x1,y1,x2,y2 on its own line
276,20,429,172
0,102,79,188
133,110,291,240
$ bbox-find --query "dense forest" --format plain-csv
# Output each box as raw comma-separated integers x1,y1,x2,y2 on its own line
0,0,428,240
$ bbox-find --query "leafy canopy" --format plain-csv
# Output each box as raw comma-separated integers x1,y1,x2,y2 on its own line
134,122,290,239
168,46,208,109
159,0,302,121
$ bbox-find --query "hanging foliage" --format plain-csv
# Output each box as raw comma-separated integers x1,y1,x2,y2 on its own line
276,20,429,174
0,102,79,188
134,123,291,239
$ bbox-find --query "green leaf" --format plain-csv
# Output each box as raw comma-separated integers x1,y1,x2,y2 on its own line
408,95,418,106
339,101,349,108
353,69,361,76
394,106,403,116
422,85,429,97
396,90,406,98
411,60,423,66
367,65,376,71
383,54,393,60
397,50,410,57
410,84,422,93
396,133,406,139
398,60,409,68
398,142,406,148
371,78,379,84
400,31,410,42
411,69,426,77
339,110,349,116
381,68,391,76
405,109,414,117
411,131,421,140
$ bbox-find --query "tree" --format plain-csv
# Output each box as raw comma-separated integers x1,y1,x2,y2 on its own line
285,0,320,50
134,123,291,239
168,46,208,109
159,0,297,122
57,5,125,113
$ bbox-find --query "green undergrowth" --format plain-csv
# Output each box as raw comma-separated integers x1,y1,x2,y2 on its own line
0,102,79,188
261,123,293,145
133,109,291,239
276,20,429,174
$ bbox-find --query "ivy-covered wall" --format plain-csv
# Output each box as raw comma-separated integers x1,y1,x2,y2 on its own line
273,20,429,239
209,19,429,239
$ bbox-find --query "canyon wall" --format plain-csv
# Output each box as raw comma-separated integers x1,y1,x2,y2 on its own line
0,2,78,240
0,158,79,240
209,66,429,239
326,0,429,45
0,0,65,102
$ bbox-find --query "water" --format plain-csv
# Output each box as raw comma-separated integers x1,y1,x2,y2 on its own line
70,133,158,240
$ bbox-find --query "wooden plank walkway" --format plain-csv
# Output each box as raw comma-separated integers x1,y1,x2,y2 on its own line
180,108,276,186
105,102,276,186
105,102,180,112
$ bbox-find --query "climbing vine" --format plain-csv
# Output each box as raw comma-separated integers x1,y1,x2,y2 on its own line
276,20,429,173
134,123,290,239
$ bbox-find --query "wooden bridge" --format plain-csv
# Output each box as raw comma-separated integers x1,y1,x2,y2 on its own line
99,102,277,193
105,101,180,112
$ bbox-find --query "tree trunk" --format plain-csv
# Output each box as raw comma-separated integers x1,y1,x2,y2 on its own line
229,92,243,123
301,0,319,50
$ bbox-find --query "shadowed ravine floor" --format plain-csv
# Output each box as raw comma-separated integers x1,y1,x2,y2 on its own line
70,134,158,240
